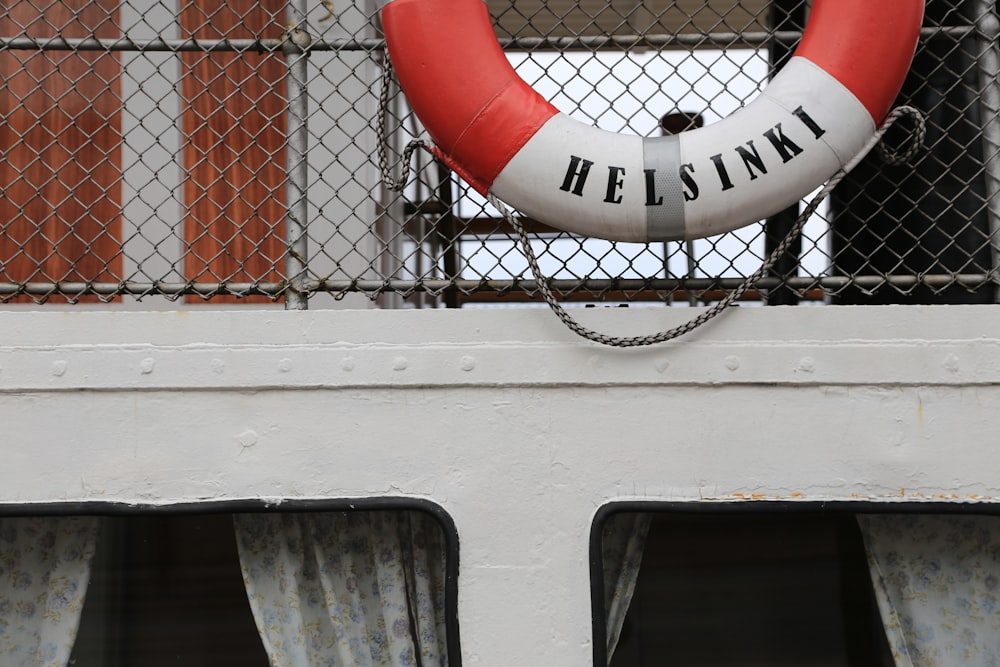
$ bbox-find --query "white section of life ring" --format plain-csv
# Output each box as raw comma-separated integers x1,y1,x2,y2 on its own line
491,57,876,242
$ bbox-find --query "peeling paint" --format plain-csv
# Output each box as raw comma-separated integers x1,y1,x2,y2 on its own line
720,491,1000,503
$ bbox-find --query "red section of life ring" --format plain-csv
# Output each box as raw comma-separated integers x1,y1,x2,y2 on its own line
382,0,557,194
382,0,924,242
797,1,923,122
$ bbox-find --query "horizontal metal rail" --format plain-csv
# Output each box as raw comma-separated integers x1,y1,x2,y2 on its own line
3,275,982,300
0,26,973,54
0,36,293,52
306,275,996,297
0,282,288,299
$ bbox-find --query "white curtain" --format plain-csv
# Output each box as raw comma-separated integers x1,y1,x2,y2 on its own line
859,514,1000,667
0,516,100,667
234,511,448,667
602,512,651,663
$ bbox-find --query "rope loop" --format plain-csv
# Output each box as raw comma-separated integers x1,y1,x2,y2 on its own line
380,139,428,192
876,105,926,166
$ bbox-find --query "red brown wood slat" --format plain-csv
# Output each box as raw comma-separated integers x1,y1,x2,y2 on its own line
0,0,122,303
180,0,287,304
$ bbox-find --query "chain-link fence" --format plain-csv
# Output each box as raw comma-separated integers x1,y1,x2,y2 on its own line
0,0,996,307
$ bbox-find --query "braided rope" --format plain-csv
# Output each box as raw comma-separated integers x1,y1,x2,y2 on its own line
877,106,927,166
377,56,428,191
491,105,925,348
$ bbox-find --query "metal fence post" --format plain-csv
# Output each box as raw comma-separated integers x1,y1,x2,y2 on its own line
283,0,312,310
764,0,806,306
975,0,1000,302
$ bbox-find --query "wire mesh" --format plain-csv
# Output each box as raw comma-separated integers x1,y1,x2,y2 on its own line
0,0,994,307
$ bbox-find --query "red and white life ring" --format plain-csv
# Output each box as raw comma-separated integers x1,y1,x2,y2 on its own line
381,0,924,242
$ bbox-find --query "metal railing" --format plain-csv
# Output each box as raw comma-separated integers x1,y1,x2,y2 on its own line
0,0,995,307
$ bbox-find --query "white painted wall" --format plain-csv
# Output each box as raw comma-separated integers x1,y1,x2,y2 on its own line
0,305,998,664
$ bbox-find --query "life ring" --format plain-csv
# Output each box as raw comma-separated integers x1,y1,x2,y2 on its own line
381,0,924,242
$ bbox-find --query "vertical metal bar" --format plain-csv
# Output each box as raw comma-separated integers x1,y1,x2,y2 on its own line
283,0,311,310
685,241,699,307
975,0,1000,302
436,162,460,309
763,0,805,306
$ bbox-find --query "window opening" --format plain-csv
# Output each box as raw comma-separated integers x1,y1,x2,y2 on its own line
0,507,458,666
596,507,1000,667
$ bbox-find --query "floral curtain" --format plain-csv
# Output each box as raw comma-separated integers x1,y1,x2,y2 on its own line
0,516,100,667
234,511,448,667
858,514,1000,667
602,512,651,662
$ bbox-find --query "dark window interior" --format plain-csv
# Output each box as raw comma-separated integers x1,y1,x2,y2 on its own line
70,514,269,667
609,512,894,667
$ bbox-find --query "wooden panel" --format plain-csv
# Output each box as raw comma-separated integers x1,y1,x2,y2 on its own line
490,0,772,40
0,0,122,303
180,0,287,304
